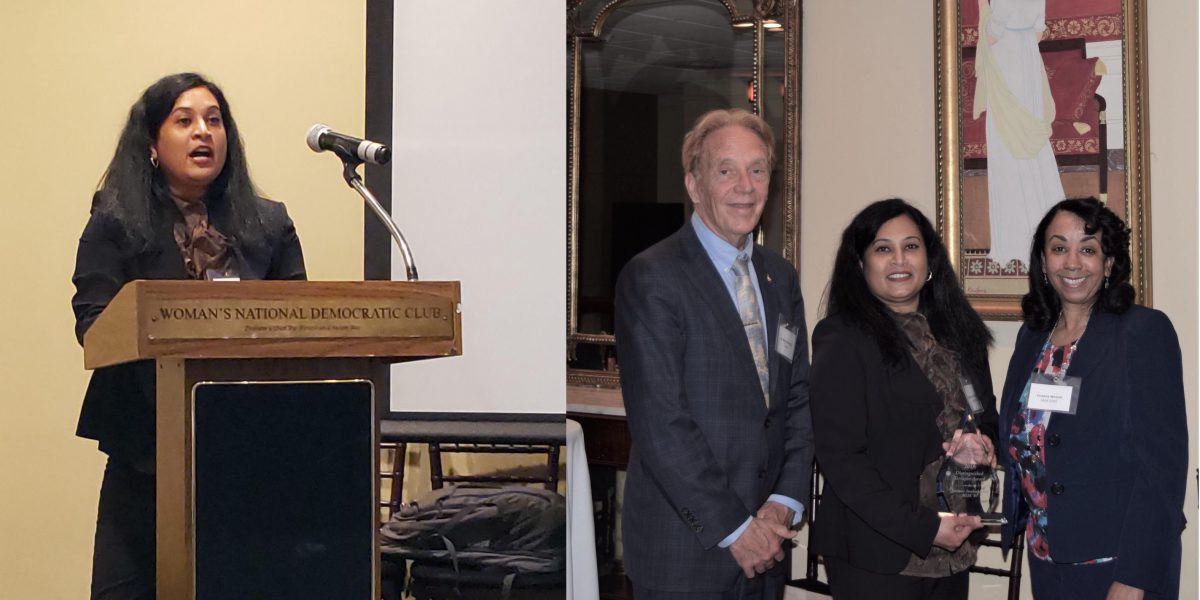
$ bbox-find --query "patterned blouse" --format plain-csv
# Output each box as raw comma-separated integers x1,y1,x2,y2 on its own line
170,195,234,280
1007,339,1114,565
894,312,978,577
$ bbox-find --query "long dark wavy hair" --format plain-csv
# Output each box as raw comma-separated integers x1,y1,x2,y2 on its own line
825,198,993,372
92,72,264,251
1021,197,1134,331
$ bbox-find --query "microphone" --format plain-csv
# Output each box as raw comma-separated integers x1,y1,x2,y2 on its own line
306,124,391,165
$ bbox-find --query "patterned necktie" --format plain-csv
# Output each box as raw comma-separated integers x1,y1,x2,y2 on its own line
732,254,770,405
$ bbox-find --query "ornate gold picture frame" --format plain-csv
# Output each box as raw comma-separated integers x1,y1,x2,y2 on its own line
935,0,1150,319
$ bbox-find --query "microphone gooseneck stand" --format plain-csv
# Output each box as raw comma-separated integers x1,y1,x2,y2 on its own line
337,157,419,282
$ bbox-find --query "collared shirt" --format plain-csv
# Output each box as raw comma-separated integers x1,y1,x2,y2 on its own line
690,213,805,546
690,213,768,352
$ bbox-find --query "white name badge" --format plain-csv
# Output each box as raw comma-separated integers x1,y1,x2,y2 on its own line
776,319,798,361
1027,373,1081,415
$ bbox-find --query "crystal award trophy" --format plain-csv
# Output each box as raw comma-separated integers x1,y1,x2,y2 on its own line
936,381,1004,525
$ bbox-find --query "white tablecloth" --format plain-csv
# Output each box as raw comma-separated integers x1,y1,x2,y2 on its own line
566,419,599,600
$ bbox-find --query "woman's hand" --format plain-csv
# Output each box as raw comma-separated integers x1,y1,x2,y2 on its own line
1106,581,1144,600
943,429,996,468
933,513,983,551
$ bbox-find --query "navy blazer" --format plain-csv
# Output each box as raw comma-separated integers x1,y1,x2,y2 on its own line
71,197,306,465
809,315,998,574
614,223,814,592
998,306,1187,595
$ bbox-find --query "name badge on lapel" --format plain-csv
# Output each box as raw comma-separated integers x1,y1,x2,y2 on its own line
776,318,799,361
1028,373,1081,415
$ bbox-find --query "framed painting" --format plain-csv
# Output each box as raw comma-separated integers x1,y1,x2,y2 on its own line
935,0,1150,319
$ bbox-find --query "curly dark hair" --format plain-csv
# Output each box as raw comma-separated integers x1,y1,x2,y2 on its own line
1021,197,1134,330
92,72,265,252
825,198,992,372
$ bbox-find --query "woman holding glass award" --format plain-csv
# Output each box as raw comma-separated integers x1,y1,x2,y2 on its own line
810,199,997,599
998,198,1187,599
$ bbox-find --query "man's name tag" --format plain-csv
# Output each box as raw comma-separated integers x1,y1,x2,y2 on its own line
1028,373,1081,415
776,319,798,361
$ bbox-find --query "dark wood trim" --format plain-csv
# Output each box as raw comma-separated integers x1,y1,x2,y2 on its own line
366,0,393,409
365,0,393,282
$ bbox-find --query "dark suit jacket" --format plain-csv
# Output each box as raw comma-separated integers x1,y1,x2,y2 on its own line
614,223,814,592
71,197,306,466
809,315,997,574
999,306,1187,595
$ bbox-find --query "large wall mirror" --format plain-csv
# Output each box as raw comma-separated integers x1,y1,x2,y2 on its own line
567,0,801,388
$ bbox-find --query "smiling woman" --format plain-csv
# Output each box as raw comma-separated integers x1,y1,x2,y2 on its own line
809,198,997,599
998,198,1187,599
860,214,930,315
70,72,307,599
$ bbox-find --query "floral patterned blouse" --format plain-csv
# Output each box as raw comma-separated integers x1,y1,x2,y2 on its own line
1007,339,1114,565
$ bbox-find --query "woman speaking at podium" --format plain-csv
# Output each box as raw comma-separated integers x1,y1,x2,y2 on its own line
70,73,306,600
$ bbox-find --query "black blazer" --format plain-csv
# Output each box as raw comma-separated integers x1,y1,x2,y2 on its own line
809,315,997,574
614,223,814,592
998,306,1187,595
71,198,306,465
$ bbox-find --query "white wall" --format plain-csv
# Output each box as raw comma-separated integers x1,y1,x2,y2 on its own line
389,0,566,413
802,2,1197,599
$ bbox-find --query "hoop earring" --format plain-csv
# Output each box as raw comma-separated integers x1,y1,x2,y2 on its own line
926,271,933,282
150,155,159,169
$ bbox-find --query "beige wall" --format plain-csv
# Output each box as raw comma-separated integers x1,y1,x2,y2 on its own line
802,2,1197,598
0,1,364,596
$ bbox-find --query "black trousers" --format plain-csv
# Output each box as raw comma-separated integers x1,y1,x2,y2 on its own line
824,556,969,600
91,458,155,600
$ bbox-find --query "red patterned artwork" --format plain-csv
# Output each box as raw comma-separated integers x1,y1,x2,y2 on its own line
957,0,1126,296
960,0,1122,46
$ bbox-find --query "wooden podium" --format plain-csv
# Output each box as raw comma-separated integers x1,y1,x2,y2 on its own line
83,280,462,600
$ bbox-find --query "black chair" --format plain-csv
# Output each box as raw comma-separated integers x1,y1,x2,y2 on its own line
787,458,831,596
380,420,567,600
968,528,1026,600
408,442,565,600
408,563,565,600
380,441,411,600
380,440,409,522
965,463,1025,600
427,441,561,491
